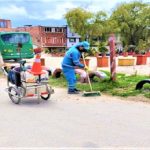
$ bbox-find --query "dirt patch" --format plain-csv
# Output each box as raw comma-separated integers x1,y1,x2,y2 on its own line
104,93,150,104
123,95,150,103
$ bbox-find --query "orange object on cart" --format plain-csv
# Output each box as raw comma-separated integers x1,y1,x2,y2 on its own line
28,53,45,75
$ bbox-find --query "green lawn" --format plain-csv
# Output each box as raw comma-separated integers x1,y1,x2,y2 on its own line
49,71,150,99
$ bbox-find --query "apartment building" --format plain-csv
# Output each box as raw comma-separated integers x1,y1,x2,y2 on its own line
0,19,12,32
43,26,67,52
66,26,80,49
16,25,67,52
0,18,81,52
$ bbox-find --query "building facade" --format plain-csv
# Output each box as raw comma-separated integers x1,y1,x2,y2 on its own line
0,18,81,52
42,26,67,52
66,26,80,49
16,25,67,52
0,19,12,32
15,25,81,51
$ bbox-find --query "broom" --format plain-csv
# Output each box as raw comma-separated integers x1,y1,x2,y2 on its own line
82,53,101,96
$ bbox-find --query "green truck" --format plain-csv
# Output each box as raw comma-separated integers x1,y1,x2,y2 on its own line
0,32,34,60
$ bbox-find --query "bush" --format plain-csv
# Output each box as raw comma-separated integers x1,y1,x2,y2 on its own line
44,48,50,54
88,48,98,56
98,41,108,55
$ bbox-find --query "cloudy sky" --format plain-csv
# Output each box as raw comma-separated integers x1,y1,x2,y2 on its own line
0,0,149,27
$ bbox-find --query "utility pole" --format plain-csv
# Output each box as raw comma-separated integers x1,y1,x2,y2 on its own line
109,34,116,81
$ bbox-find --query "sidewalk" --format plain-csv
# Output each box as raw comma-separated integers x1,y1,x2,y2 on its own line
40,54,150,76
4,54,149,76
88,56,150,76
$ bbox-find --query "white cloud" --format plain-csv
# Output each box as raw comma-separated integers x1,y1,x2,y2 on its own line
1,0,149,26
0,5,27,17
87,0,122,13
87,1,106,12
43,1,78,20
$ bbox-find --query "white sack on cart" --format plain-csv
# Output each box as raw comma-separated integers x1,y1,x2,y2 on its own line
21,70,49,83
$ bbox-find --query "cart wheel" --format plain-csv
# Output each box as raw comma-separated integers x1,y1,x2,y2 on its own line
8,87,21,104
41,94,50,100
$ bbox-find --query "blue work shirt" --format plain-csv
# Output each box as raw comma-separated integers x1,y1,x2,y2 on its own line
62,46,84,68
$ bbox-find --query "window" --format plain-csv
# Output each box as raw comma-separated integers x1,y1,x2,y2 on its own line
55,28,63,32
47,28,50,32
1,33,29,44
69,38,76,42
51,28,55,32
45,27,51,32
44,27,64,33
72,33,75,36
0,21,7,28
44,28,47,32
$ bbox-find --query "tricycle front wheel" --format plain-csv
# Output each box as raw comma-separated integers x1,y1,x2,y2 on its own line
8,87,21,104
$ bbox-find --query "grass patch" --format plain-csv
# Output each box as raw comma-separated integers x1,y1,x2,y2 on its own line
49,72,150,100
49,75,67,87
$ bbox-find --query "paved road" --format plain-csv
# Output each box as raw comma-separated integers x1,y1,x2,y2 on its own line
0,77,150,148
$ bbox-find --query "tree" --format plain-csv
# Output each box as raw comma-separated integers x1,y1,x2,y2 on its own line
64,7,93,40
64,8,109,42
110,1,150,46
87,11,110,44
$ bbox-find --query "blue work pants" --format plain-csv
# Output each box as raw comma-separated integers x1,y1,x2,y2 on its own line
62,67,76,90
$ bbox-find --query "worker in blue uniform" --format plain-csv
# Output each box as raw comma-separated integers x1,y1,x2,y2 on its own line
62,41,90,94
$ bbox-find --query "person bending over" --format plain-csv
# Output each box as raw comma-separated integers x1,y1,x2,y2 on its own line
61,41,90,94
